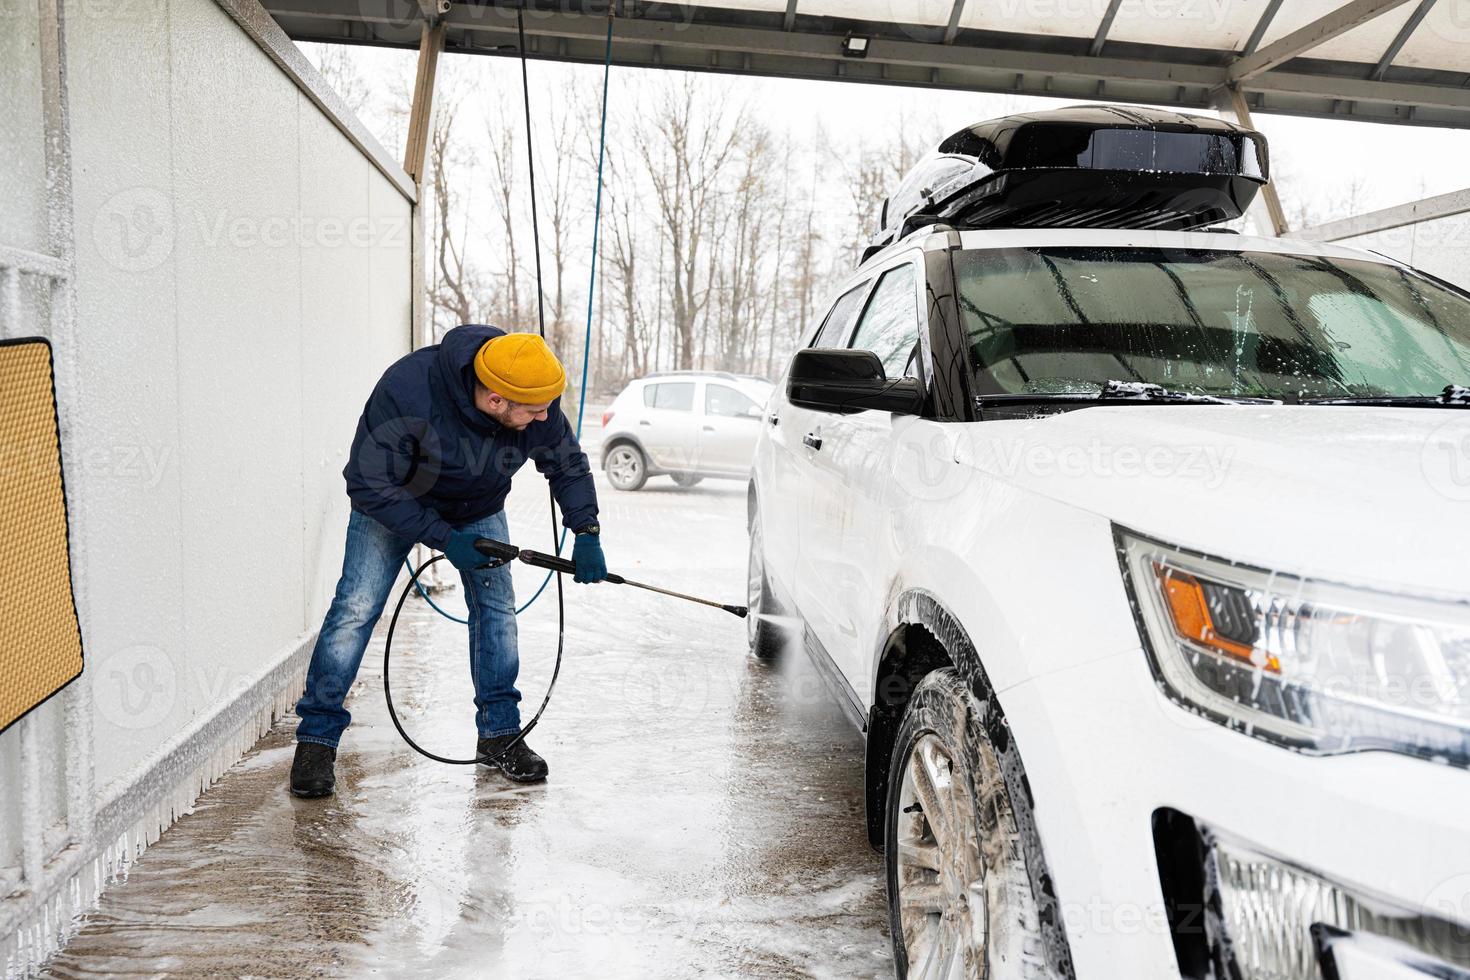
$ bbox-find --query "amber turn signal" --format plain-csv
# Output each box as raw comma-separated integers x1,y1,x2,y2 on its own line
1152,562,1279,673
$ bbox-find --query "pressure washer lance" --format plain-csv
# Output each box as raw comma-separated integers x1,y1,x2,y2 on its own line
382,536,747,769
472,537,749,618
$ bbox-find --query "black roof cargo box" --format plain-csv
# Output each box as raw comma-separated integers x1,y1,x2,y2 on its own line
873,105,1269,247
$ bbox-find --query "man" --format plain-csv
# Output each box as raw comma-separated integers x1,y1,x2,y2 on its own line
290,325,606,797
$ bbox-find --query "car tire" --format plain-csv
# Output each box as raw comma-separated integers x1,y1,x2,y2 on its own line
671,472,703,488
604,443,648,492
746,508,785,661
886,668,1051,979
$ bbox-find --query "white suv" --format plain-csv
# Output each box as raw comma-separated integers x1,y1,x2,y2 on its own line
749,106,1470,979
600,372,772,491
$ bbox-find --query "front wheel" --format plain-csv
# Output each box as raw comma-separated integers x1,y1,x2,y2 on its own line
604,444,648,491
887,668,1053,979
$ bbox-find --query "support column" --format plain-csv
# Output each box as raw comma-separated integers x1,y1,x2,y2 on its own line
39,0,96,851
1214,86,1289,237
405,13,446,581
405,17,444,354
403,20,445,187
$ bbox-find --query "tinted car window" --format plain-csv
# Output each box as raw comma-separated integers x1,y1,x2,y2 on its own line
849,264,920,378
813,282,870,348
705,384,761,418
644,382,695,411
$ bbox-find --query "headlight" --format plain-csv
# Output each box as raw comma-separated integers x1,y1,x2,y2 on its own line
1116,527,1470,765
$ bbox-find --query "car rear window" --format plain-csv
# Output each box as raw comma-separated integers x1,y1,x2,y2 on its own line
643,382,695,411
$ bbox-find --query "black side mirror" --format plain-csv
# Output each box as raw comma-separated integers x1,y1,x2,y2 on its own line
787,349,925,416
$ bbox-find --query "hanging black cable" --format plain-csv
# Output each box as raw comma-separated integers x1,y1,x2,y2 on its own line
514,2,567,650
518,4,550,339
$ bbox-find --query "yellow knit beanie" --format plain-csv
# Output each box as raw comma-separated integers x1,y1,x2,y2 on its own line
473,333,566,403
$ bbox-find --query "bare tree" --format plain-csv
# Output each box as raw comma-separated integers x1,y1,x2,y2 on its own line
486,102,526,329
310,45,373,120
541,78,589,363
636,76,747,370
429,90,488,335
603,148,653,382
712,123,778,372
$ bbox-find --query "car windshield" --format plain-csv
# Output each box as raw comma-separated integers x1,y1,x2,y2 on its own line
954,246,1470,400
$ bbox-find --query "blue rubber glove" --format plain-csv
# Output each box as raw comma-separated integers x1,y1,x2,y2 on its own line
572,533,608,584
444,531,486,572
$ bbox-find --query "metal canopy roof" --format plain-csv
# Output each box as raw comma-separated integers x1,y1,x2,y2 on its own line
267,0,1470,128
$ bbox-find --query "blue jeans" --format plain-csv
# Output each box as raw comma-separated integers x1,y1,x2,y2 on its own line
295,509,521,748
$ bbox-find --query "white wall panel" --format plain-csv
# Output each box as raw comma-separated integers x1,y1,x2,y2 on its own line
296,102,404,623
171,0,307,741
64,0,191,793
63,0,412,796
0,0,49,256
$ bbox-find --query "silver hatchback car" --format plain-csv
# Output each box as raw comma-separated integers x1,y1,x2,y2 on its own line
599,372,773,491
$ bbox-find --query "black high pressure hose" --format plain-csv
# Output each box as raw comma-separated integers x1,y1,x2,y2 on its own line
382,551,565,765
380,7,613,767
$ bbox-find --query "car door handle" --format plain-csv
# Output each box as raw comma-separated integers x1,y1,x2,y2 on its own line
702,425,716,432
638,419,652,426
767,413,780,427
803,432,822,451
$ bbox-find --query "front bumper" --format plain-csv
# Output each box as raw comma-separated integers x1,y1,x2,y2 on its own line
1000,646,1470,978
1153,808,1470,980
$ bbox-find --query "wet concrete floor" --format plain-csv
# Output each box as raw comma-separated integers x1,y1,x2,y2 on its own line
44,463,893,978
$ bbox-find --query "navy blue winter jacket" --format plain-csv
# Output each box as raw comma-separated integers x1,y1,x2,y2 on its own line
343,324,598,549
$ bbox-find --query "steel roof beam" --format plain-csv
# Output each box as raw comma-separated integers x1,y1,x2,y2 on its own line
1242,0,1285,54
1251,68,1470,110
425,5,1225,86
942,0,965,44
1213,86,1287,235
1229,0,1416,82
1371,0,1437,79
262,0,1470,128
1287,185,1470,241
1089,0,1125,57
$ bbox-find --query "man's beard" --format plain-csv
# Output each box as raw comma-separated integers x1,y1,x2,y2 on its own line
485,402,525,429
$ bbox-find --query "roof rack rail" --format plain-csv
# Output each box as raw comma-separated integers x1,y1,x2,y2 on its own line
858,221,961,267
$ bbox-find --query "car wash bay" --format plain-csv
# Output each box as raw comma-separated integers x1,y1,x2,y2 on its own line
10,0,1470,974
43,448,893,979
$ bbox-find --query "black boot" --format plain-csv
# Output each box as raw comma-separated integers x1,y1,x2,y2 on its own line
290,742,336,798
476,734,548,783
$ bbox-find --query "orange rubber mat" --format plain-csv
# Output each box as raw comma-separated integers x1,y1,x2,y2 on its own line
0,338,83,734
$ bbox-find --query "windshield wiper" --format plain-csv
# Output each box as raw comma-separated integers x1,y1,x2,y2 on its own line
1303,384,1470,408
974,380,1280,409
1097,380,1250,404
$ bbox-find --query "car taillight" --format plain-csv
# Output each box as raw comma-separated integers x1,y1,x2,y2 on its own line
601,410,613,428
